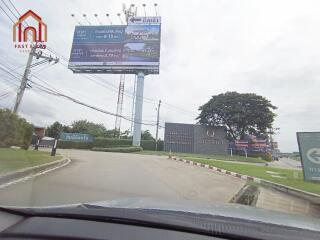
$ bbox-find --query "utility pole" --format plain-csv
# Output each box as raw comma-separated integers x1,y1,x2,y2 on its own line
13,46,36,113
114,74,125,138
155,99,161,151
13,46,59,114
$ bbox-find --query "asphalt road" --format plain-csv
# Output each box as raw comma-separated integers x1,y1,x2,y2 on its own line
269,157,302,169
0,150,245,207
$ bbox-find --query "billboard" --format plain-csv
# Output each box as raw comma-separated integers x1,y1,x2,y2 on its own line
68,24,161,74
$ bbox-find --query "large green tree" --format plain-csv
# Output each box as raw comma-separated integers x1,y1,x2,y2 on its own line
71,120,107,137
0,109,33,149
141,130,154,140
46,121,64,138
197,92,277,140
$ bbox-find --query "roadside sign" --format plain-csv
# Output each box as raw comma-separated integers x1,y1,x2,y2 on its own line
60,132,94,143
128,16,161,25
296,132,320,182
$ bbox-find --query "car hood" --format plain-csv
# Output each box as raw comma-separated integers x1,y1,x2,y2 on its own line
84,197,320,231
4,198,320,232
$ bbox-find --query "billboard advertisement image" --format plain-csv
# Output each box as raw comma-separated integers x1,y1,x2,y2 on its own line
68,24,161,74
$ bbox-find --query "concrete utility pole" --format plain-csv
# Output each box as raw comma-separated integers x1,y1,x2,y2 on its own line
155,99,161,151
13,46,59,114
13,46,36,113
114,74,125,138
132,72,145,146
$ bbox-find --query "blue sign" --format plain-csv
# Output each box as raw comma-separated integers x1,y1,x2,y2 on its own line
297,132,320,182
60,132,94,142
72,26,125,44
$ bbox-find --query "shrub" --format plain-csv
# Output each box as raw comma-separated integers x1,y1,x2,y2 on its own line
93,138,132,148
235,150,272,162
56,137,164,151
140,140,164,151
0,109,33,149
92,146,143,153
57,141,93,149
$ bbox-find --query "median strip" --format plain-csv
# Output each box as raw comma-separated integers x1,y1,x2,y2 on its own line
168,155,320,204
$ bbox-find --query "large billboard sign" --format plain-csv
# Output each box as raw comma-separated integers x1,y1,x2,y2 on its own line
297,132,320,182
68,23,161,74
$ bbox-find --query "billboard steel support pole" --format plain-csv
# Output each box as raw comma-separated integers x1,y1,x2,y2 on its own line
132,72,145,146
130,75,137,135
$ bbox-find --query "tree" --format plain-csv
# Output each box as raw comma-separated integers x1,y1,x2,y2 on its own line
71,120,107,137
46,121,63,138
197,92,277,140
0,109,33,149
141,130,154,140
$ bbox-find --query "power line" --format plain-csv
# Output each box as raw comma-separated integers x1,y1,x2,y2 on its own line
7,0,19,15
0,4,14,23
30,79,159,127
1,0,18,19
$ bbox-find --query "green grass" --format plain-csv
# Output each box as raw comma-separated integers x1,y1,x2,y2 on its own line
137,150,266,163
0,148,61,175
189,158,320,195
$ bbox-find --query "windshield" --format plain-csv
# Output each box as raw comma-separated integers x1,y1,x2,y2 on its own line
1,0,320,231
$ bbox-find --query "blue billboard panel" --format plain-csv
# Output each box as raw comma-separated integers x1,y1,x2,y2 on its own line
70,43,123,62
72,26,125,44
68,24,161,74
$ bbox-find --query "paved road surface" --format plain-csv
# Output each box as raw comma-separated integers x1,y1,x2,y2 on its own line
269,157,302,169
0,150,244,207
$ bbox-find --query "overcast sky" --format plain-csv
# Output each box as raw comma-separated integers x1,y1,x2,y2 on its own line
1,0,320,152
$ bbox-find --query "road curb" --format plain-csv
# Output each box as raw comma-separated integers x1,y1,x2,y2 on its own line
168,155,320,205
0,158,71,188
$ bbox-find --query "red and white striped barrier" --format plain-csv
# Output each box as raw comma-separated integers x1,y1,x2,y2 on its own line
168,155,260,183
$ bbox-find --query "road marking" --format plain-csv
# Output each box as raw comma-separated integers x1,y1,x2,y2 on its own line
0,159,71,189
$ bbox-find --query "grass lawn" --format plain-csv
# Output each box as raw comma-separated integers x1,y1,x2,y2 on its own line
138,150,266,163
189,158,320,195
0,148,61,175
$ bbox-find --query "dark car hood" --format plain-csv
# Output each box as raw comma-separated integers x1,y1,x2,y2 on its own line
4,198,320,232
84,197,320,231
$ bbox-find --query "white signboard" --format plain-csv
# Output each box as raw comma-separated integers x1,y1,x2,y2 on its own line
128,16,161,25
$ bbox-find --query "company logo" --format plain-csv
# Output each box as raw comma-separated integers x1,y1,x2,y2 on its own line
13,10,47,50
206,129,215,138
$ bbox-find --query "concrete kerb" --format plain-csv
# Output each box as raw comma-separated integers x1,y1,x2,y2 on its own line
0,158,71,188
168,155,320,205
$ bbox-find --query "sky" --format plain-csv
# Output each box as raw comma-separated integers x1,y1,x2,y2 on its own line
1,0,320,152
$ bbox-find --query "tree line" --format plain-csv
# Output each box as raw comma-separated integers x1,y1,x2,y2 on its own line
0,109,33,149
46,120,155,140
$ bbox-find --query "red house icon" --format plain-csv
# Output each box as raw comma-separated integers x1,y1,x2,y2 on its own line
13,10,47,42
